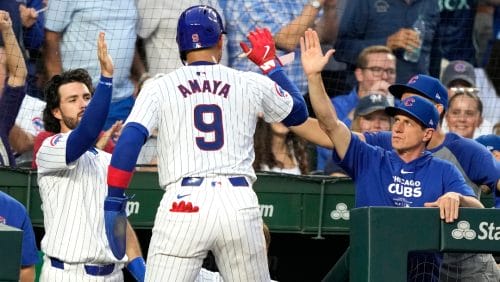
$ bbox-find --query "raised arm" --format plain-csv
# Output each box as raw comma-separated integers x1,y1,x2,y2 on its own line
0,11,27,87
301,28,351,159
44,30,63,78
65,32,113,163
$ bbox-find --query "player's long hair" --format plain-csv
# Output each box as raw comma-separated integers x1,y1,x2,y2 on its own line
253,117,309,174
43,69,94,133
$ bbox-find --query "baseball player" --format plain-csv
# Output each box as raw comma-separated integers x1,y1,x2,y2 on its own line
36,32,145,281
104,5,308,281
300,28,484,281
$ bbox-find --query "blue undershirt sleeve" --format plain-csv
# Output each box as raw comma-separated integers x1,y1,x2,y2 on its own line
109,122,149,173
267,67,308,127
66,76,112,164
107,122,148,197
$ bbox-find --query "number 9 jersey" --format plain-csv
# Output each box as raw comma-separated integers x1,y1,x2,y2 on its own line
126,63,295,187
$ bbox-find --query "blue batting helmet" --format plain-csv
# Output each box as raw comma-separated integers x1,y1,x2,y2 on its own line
176,5,226,63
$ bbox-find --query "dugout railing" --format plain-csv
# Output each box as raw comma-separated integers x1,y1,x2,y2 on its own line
0,167,495,233
0,167,498,281
345,207,500,281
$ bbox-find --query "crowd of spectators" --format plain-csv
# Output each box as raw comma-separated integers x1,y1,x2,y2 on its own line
0,0,498,172
0,0,499,280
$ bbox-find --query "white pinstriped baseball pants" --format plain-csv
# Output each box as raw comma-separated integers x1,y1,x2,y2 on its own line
145,176,270,282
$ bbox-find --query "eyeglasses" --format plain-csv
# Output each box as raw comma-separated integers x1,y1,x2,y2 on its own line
363,66,396,77
450,87,479,94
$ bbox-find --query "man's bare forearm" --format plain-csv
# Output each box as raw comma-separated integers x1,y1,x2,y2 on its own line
2,22,27,86
44,30,63,78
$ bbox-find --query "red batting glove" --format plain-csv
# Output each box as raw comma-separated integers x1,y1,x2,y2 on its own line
240,27,282,74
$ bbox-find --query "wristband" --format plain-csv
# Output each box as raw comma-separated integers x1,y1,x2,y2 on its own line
267,64,283,76
260,59,282,74
127,256,146,282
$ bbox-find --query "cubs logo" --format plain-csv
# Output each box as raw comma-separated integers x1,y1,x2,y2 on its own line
403,97,416,107
32,117,44,133
192,34,199,43
407,75,419,84
49,134,63,146
274,84,288,98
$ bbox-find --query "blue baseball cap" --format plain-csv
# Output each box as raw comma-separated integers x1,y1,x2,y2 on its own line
389,74,448,110
475,134,500,152
385,96,439,129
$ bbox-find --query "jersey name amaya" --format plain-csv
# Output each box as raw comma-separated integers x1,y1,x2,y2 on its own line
178,79,231,98
127,64,294,187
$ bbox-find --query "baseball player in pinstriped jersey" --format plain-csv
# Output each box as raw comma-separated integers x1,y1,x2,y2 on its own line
36,33,146,282
104,5,308,282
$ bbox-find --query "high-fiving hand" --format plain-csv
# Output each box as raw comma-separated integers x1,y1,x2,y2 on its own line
240,27,281,74
300,28,335,77
97,32,114,78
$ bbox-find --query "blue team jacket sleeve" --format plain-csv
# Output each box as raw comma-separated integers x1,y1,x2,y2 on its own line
66,76,112,164
0,84,26,166
442,163,476,198
364,131,393,150
0,85,26,136
268,67,308,126
451,138,500,193
331,133,368,179
21,213,39,266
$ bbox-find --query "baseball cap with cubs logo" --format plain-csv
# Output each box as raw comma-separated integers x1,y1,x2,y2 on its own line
388,74,448,110
385,96,439,129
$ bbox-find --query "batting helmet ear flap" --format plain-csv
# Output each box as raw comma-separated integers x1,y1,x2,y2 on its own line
176,5,226,64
